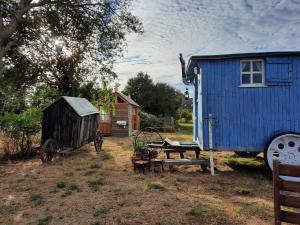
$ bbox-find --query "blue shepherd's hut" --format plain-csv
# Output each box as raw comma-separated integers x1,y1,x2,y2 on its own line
180,52,300,171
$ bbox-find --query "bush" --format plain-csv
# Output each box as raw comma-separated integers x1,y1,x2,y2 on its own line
176,107,192,123
140,112,176,132
0,108,42,159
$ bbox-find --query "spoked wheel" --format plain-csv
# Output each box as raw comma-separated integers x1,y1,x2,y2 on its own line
134,127,164,156
94,131,103,152
265,133,300,172
40,138,58,163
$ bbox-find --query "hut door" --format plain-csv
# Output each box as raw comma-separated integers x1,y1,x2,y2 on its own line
99,108,112,136
132,108,137,130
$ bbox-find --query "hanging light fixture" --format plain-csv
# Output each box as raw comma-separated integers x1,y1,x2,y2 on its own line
184,88,189,100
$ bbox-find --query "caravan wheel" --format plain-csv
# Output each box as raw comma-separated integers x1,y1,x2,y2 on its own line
264,133,300,171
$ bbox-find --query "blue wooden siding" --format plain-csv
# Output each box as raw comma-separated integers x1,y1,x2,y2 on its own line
193,56,300,152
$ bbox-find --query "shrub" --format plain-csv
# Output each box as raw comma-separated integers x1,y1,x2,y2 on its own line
147,182,166,191
88,178,105,191
140,112,176,131
176,107,192,123
0,108,41,159
29,193,45,206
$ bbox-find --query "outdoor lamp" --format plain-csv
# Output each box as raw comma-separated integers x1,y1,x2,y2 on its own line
184,88,189,100
194,66,200,76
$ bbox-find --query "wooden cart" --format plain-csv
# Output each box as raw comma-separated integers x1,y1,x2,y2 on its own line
39,96,103,162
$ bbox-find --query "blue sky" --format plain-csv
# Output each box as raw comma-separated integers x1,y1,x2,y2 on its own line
114,0,300,92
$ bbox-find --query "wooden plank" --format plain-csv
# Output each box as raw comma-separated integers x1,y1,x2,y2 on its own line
279,164,300,177
280,210,300,224
163,159,209,166
280,195,300,208
273,160,281,225
280,180,300,193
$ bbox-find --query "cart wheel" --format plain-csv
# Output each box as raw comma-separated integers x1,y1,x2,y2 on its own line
235,152,259,158
264,132,300,172
134,127,163,154
94,131,103,152
40,139,58,163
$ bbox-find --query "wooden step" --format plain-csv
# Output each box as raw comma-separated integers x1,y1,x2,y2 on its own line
163,158,209,166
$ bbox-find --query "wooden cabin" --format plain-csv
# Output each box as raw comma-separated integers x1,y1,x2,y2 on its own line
99,92,140,137
42,96,99,148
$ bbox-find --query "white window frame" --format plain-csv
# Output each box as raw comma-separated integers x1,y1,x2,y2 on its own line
240,59,265,87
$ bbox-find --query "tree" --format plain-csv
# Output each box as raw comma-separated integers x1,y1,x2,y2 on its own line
123,73,182,117
123,72,155,113
0,0,143,94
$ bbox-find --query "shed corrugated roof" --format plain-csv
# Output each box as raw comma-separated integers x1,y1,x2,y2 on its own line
116,92,140,107
44,96,99,117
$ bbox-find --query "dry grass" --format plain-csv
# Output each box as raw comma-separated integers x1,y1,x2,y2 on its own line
0,131,274,225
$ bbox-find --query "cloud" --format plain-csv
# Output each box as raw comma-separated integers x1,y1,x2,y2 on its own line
114,0,300,92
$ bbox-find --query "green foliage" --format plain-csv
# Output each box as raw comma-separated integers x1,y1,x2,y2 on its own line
132,140,145,153
29,193,45,206
176,107,192,123
0,108,41,157
234,186,251,195
147,182,166,191
37,215,53,225
30,85,59,109
123,73,182,117
87,178,105,191
56,181,66,189
140,112,176,131
188,206,209,217
94,207,110,216
1,0,143,95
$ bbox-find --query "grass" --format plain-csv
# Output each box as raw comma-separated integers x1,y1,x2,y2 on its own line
61,190,72,198
100,152,112,160
235,186,251,195
177,123,193,135
147,182,166,191
94,207,110,216
0,203,19,216
56,181,66,189
222,156,262,167
29,193,45,206
187,206,210,218
87,178,105,191
83,170,97,176
90,221,101,225
237,202,271,220
90,163,101,169
37,215,53,225
67,183,81,191
64,172,74,177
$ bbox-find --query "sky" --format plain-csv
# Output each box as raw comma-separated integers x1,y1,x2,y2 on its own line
114,0,300,92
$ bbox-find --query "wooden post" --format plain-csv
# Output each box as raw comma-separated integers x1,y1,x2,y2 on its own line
273,159,281,225
208,113,215,176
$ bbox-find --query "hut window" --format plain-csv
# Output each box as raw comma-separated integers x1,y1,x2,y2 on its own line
240,59,265,87
100,109,110,122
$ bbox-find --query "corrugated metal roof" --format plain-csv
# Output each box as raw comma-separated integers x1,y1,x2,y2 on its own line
190,51,300,60
116,92,140,107
44,96,99,117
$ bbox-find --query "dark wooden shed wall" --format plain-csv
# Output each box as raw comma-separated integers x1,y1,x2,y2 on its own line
42,98,98,149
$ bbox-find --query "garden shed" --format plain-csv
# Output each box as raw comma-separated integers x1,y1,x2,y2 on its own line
42,96,100,149
99,92,140,137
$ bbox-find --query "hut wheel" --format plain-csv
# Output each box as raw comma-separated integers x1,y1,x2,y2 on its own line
264,133,300,172
94,131,103,152
40,139,58,163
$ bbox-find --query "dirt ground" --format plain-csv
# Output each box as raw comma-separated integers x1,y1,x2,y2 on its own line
0,131,276,225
